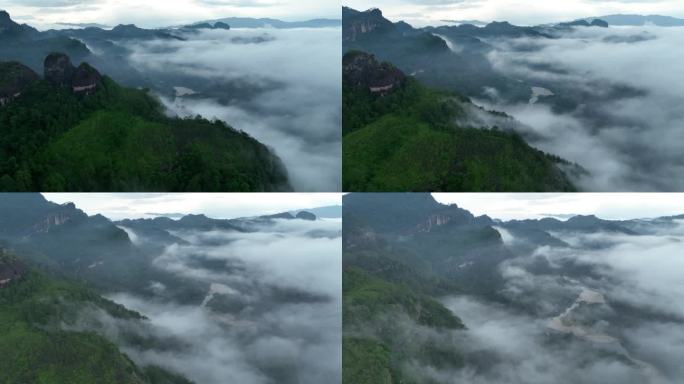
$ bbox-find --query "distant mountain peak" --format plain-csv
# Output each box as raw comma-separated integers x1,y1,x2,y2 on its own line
0,10,37,36
295,211,317,221
343,6,395,42
112,23,141,31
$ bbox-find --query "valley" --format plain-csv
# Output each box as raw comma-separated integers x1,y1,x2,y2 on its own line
342,6,684,191
0,193,342,384
343,193,684,384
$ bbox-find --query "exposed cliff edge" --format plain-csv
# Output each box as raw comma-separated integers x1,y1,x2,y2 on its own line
44,53,102,94
0,61,39,106
343,51,405,96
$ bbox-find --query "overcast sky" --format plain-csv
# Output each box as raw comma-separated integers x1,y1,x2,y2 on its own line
434,193,684,221
0,0,340,29
344,0,684,26
43,193,342,220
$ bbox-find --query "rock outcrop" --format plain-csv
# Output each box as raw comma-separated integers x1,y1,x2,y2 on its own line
44,52,75,86
0,251,26,288
342,7,395,42
44,53,101,94
72,62,102,94
0,61,39,106
343,51,405,95
30,202,86,234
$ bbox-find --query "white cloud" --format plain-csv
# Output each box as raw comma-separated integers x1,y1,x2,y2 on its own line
433,193,684,220
0,0,340,29
42,193,342,220
343,0,684,26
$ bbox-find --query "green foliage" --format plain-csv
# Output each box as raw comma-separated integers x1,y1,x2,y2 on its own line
344,266,464,330
0,262,193,384
343,338,394,384
0,76,289,191
343,76,577,192
343,267,466,384
143,366,195,384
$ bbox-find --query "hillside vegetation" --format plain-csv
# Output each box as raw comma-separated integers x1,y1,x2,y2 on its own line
343,62,578,192
0,252,192,384
0,68,290,192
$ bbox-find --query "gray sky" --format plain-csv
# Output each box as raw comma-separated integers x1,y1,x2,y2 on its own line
344,0,684,26
0,0,340,29
43,193,342,220
434,193,684,221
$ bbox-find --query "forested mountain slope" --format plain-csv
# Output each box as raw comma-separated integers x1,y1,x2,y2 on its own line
342,51,579,192
0,54,290,192
0,251,193,384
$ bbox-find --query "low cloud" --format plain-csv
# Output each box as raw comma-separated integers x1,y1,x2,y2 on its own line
125,28,341,191
91,218,341,384
478,26,684,191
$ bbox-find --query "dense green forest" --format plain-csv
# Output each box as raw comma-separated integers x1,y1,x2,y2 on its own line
0,73,290,192
343,61,579,192
0,252,192,384
342,194,511,384
343,266,467,384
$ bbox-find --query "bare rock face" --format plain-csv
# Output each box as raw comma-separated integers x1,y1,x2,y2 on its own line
343,51,405,95
43,53,102,94
342,7,395,42
0,61,39,106
44,52,75,87
72,62,102,94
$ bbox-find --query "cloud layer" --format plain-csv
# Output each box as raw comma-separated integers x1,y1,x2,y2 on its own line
0,0,341,29
122,28,341,191
475,26,684,191
96,218,341,384
427,220,684,383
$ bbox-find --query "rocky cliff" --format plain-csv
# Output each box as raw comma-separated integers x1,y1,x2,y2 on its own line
343,51,405,95
44,53,102,94
0,61,38,105
1,53,102,107
342,7,395,42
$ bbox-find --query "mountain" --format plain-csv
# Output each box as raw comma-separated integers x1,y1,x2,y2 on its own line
295,205,342,219
197,17,340,29
559,18,609,28
342,51,579,192
182,21,231,30
0,53,291,192
343,7,396,42
503,214,636,234
0,194,149,290
1,11,91,73
48,23,185,41
0,194,340,384
117,209,320,242
343,193,684,384
0,61,38,105
0,10,37,37
581,14,684,27
0,250,193,384
343,193,505,384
